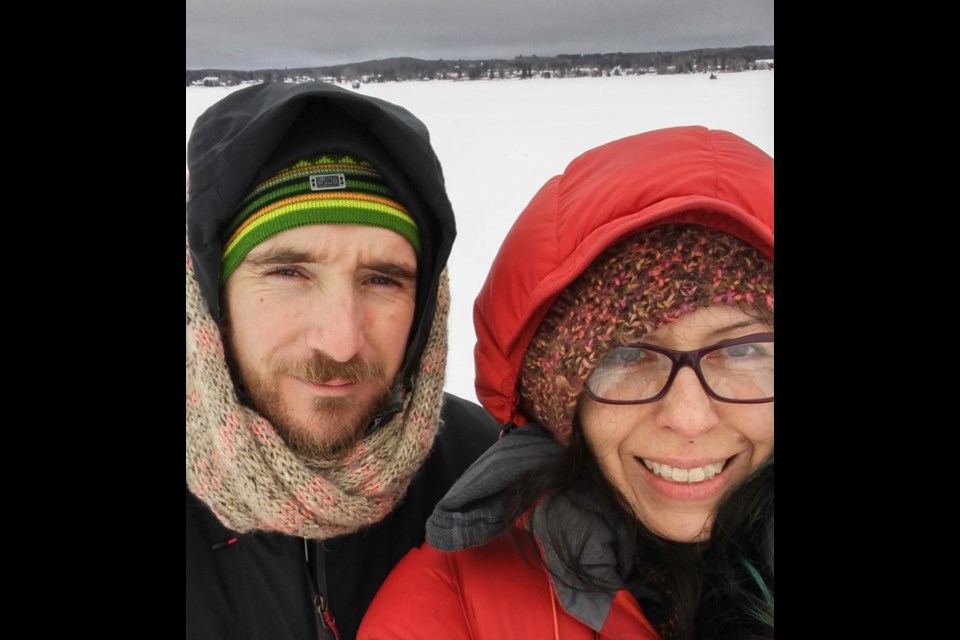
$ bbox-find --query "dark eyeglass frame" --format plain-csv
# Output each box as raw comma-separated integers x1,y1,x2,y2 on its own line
584,332,775,405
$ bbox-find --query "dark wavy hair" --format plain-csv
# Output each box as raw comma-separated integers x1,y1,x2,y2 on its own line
698,457,774,639
503,429,774,640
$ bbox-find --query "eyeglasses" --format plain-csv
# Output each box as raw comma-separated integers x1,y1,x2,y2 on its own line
584,332,774,405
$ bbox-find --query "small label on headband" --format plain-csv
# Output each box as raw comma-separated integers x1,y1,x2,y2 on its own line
309,173,347,191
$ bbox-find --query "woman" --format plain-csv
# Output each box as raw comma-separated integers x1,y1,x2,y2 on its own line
358,126,774,640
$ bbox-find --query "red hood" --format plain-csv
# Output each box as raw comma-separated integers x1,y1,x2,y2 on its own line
473,125,774,426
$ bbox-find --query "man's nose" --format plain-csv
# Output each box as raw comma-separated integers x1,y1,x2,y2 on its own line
303,286,365,362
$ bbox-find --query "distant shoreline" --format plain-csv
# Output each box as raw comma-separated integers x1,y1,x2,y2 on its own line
187,45,773,86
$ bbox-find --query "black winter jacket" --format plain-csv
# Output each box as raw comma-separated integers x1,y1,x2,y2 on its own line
186,393,498,640
186,82,500,639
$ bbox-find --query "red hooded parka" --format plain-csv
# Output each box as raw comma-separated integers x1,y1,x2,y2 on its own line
358,126,774,640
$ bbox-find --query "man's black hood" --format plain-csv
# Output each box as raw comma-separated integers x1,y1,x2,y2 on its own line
187,81,456,386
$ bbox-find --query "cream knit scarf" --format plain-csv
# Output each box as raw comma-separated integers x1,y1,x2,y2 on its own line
186,229,448,539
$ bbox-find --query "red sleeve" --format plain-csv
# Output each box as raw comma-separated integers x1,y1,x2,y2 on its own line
357,543,473,640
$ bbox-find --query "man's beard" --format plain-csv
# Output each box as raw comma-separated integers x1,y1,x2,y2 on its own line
227,340,394,458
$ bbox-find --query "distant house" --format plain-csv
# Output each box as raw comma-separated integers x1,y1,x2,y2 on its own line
202,76,220,87
755,59,774,70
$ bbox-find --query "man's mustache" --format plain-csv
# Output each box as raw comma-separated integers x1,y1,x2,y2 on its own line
278,354,385,385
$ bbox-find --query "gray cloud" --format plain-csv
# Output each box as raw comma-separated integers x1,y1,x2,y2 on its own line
186,0,773,70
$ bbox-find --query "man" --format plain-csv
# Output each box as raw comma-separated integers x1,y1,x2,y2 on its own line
186,82,500,640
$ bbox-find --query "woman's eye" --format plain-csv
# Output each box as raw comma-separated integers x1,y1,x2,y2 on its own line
726,344,758,357
605,347,654,367
723,342,772,358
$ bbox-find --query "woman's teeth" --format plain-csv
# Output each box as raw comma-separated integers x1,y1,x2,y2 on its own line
641,459,725,483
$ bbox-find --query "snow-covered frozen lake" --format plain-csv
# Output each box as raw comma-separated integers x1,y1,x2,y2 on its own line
187,71,774,406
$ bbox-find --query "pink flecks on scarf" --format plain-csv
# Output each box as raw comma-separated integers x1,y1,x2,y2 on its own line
193,325,225,359
304,475,337,512
248,417,275,444
272,498,313,535
218,411,243,456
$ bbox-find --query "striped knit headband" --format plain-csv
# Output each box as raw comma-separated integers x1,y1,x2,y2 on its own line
519,224,774,443
220,154,421,283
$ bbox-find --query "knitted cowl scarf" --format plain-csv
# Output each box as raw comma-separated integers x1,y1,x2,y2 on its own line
185,227,448,539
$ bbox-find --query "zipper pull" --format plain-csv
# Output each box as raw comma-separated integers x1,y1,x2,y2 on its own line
210,537,238,550
314,593,342,640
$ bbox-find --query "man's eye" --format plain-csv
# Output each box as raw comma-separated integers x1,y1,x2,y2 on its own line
367,275,400,287
264,267,302,278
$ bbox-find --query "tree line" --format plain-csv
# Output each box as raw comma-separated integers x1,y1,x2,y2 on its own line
186,46,774,86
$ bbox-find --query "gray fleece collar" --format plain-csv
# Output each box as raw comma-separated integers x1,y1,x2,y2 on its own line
426,423,564,550
425,423,635,632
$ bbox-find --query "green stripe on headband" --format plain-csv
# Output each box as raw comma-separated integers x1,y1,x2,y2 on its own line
221,199,420,282
220,154,421,284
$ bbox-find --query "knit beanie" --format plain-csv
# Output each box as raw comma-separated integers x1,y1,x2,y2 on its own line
518,223,774,443
220,154,421,283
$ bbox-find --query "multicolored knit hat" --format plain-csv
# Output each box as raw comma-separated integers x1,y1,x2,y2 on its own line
518,223,774,443
220,154,421,283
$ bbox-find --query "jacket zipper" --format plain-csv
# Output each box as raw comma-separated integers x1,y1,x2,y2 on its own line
305,538,342,640
314,593,341,640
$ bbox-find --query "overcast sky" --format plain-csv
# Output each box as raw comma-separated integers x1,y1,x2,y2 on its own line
186,0,773,70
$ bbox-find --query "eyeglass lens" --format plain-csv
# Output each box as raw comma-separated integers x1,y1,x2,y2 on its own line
587,339,774,402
